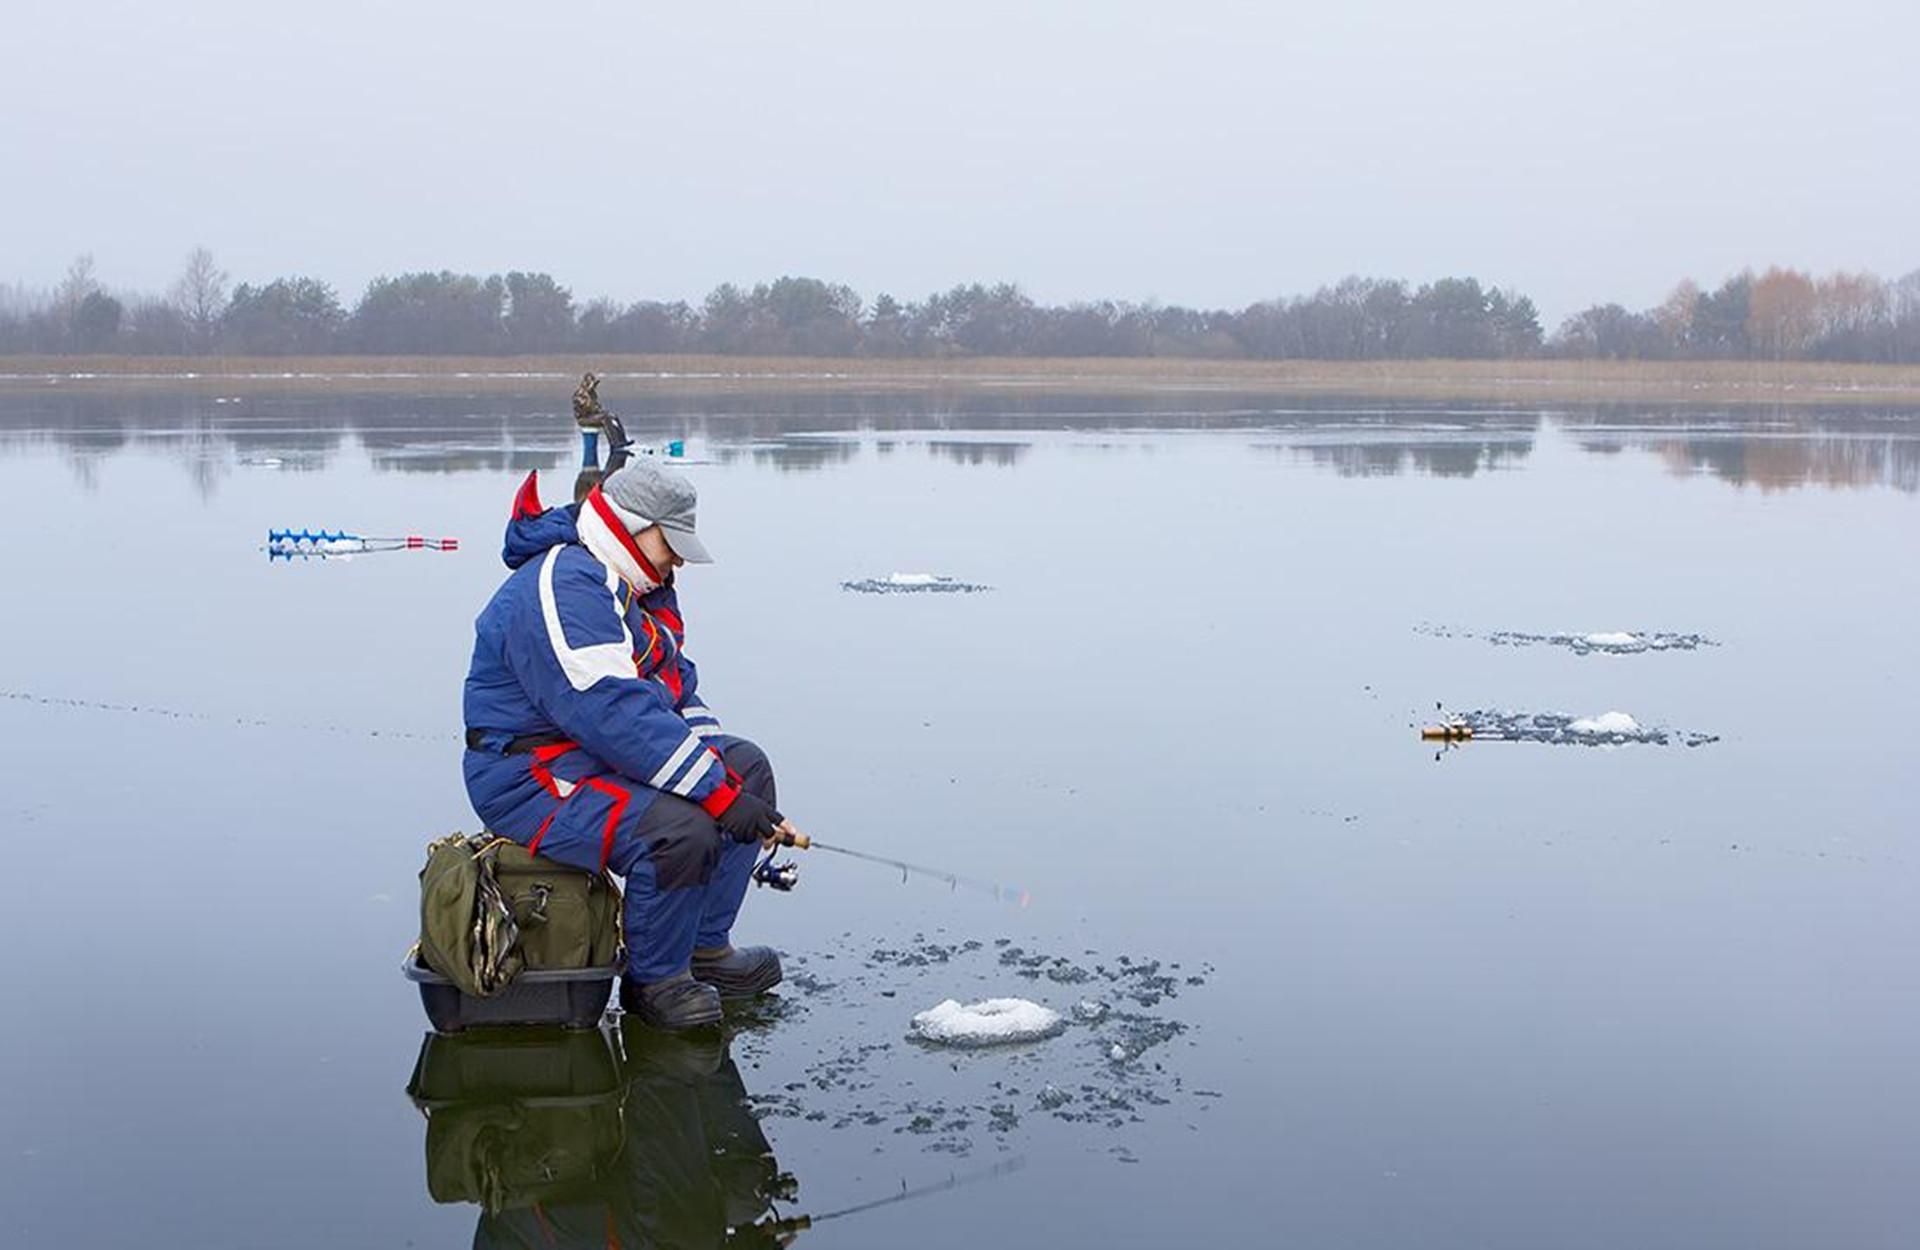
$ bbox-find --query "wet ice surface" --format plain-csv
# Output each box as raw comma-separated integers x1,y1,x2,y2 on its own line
0,688,446,742
728,934,1210,1157
1419,624,1718,654
842,572,993,594
3,388,1918,1248
1442,707,1721,747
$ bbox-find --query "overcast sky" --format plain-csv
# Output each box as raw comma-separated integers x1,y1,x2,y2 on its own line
3,0,1913,323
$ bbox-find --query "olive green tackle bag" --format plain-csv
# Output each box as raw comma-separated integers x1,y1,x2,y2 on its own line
491,842,622,971
417,834,622,997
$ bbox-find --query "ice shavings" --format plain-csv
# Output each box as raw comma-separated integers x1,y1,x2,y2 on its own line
1417,624,1716,655
842,572,992,595
1570,711,1640,735
1439,707,1718,748
736,934,1213,1155
910,998,1066,1048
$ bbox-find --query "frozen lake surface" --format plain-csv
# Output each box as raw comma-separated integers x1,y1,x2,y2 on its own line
0,383,1916,1247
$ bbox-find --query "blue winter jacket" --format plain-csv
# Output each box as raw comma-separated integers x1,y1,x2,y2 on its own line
462,474,737,839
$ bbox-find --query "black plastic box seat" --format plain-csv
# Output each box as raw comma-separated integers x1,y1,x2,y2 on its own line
404,1027,627,1209
403,953,616,1032
405,1026,624,1104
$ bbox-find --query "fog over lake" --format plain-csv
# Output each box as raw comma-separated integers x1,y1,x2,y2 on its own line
6,2,1916,319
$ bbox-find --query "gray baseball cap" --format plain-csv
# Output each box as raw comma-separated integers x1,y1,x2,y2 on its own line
600,460,714,563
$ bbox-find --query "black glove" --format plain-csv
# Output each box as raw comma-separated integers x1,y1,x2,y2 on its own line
716,791,784,844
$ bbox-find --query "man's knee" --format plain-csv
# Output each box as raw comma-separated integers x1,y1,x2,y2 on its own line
721,738,776,806
614,797,721,891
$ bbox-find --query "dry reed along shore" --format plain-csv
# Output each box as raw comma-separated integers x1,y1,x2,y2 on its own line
6,356,1920,406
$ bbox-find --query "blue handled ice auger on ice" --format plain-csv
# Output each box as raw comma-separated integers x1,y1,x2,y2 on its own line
266,529,461,560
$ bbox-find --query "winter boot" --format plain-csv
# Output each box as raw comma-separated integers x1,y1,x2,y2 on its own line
618,1020,727,1080
690,946,783,999
620,971,723,1030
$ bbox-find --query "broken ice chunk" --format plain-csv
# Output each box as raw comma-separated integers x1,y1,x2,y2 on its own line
909,998,1066,1047
1569,711,1640,735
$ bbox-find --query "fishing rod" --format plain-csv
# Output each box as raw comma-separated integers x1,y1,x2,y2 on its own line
743,1158,1025,1239
267,528,460,560
1419,722,1521,743
1420,699,1526,745
14,681,1027,896
754,830,1031,906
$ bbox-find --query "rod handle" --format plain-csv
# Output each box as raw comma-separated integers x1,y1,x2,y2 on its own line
780,830,811,850
1420,724,1474,741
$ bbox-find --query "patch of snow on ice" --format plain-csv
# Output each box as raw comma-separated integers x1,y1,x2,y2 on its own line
910,997,1065,1047
1582,632,1640,648
1569,711,1640,735
888,572,940,586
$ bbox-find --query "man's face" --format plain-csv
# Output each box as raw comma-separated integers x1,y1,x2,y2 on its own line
634,525,685,577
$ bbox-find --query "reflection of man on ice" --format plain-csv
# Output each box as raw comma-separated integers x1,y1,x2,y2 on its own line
461,456,793,1030
455,1031,799,1249
572,370,607,461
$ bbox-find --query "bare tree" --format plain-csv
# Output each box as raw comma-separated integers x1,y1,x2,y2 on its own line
169,246,229,350
1892,271,1920,362
54,254,99,322
1814,271,1886,341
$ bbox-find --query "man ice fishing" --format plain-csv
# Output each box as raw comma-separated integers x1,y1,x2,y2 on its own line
462,458,792,1030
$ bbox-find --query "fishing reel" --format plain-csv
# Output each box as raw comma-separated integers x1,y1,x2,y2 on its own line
762,1171,800,1204
731,1213,811,1247
752,849,800,892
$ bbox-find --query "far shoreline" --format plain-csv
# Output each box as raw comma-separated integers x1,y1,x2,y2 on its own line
5,354,1920,407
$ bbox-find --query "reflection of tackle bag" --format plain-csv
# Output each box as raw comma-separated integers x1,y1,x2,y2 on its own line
407,1029,626,1213
418,834,622,997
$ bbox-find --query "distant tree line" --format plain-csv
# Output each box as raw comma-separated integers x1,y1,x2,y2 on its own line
1548,268,1920,363
4,249,1918,362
